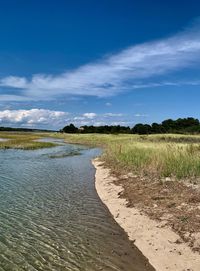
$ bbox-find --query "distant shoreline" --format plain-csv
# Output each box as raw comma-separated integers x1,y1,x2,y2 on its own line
92,158,200,271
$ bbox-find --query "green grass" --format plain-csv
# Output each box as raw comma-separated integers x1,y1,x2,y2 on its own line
53,133,200,179
0,132,56,150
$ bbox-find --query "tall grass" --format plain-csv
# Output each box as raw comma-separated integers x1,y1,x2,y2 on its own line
104,142,200,178
55,133,200,179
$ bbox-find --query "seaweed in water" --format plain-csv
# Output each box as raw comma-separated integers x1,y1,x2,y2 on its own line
49,151,81,158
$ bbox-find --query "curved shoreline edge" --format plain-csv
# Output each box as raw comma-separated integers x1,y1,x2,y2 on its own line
92,158,200,271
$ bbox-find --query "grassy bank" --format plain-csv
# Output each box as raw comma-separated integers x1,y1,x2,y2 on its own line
54,133,200,180
0,132,56,149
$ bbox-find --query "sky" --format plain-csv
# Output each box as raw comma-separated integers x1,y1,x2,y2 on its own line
1,0,200,129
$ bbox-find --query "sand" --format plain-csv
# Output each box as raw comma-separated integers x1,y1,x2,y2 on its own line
92,158,200,271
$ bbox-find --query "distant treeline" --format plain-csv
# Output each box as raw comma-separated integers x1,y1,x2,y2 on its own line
61,117,200,134
0,127,55,132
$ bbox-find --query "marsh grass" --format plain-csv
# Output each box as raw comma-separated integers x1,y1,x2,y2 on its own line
106,142,200,179
0,132,56,150
2,132,200,178
54,133,200,179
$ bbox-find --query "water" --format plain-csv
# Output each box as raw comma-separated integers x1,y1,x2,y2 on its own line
0,139,154,271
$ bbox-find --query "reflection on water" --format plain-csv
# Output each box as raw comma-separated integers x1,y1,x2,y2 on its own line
0,139,153,271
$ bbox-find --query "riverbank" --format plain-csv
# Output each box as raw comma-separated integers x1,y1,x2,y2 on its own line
55,133,200,254
1,131,200,268
93,158,200,271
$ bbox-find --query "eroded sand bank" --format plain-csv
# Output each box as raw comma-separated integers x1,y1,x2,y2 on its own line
92,158,200,271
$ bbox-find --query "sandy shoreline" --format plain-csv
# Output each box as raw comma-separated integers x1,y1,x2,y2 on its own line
92,158,200,271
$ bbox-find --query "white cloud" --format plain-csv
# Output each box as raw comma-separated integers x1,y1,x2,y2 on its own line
82,112,97,119
1,23,200,101
105,102,112,106
104,113,124,117
134,113,148,117
0,109,68,128
0,109,137,128
74,116,85,120
81,112,124,120
72,112,128,126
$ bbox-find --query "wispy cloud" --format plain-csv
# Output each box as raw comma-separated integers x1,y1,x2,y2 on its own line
104,113,124,117
134,113,149,117
1,22,200,101
72,112,127,126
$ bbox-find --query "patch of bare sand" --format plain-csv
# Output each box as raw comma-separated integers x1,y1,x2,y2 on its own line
92,158,200,271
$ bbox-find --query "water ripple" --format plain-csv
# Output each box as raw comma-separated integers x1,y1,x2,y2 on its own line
0,142,152,271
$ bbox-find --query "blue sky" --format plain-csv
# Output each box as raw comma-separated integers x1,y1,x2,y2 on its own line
0,0,200,129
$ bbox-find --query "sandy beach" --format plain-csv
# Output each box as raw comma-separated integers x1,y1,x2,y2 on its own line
92,158,200,271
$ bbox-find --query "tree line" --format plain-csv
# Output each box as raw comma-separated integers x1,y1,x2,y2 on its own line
61,117,200,134
0,127,55,132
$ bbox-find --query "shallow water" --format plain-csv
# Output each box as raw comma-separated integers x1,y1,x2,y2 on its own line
0,139,153,271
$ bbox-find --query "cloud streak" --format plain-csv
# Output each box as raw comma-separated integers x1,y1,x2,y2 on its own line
1,22,200,101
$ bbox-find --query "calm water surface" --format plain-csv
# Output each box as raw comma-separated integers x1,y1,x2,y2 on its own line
0,139,154,271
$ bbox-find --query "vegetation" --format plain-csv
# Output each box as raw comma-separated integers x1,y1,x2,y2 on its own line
62,123,78,133
1,128,200,180
0,132,56,149
54,133,200,180
60,117,200,180
61,117,200,134
0,126,55,132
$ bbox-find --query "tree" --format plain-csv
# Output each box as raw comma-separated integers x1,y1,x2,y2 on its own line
161,119,176,132
60,117,200,135
151,123,165,133
176,118,199,130
132,124,151,134
62,123,78,133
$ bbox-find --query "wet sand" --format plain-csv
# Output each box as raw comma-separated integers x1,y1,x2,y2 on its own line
92,158,200,271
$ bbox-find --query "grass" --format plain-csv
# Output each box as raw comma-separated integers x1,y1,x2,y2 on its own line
0,132,56,150
53,133,200,179
1,131,200,179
